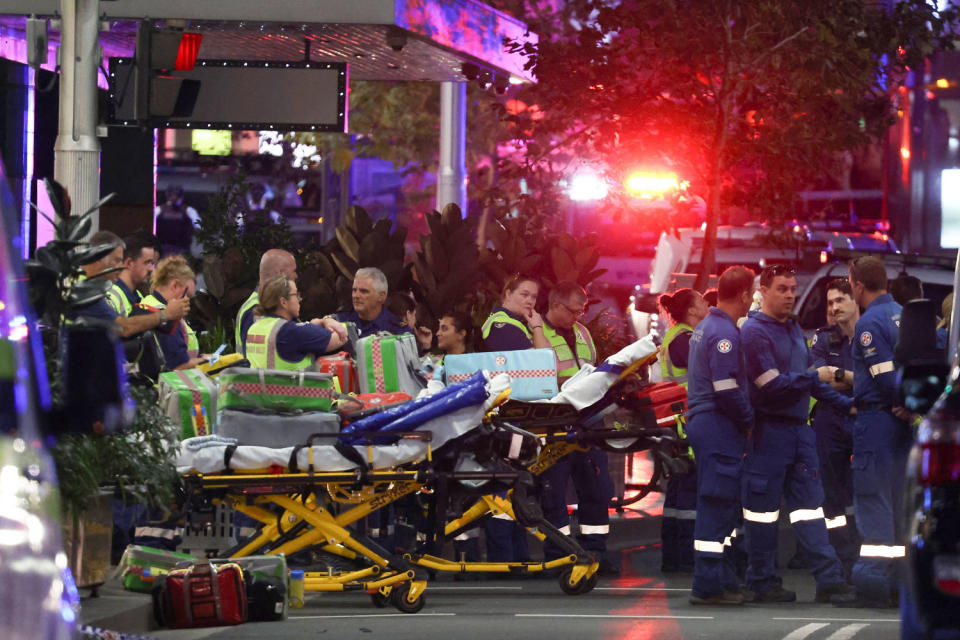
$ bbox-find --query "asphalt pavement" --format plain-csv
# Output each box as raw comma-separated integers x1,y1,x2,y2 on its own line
81,540,899,640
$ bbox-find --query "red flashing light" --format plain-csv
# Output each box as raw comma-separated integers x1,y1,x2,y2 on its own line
175,33,203,71
901,147,911,160
820,250,829,264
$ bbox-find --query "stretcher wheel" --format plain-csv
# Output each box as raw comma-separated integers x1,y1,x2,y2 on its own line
370,591,390,608
390,583,426,613
559,568,594,595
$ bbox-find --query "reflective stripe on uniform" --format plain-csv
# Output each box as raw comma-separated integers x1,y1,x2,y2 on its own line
860,544,905,559
492,512,514,521
722,528,739,547
694,540,724,554
743,508,780,523
558,524,571,535
713,378,738,391
789,507,824,523
868,361,895,377
580,524,609,535
754,368,780,387
134,526,178,541
825,515,848,529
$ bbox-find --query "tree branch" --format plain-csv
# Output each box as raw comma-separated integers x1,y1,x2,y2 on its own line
748,27,808,69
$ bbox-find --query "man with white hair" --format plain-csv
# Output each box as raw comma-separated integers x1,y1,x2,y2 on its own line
335,267,410,338
235,249,299,356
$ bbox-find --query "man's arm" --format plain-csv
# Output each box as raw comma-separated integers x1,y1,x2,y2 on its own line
741,326,817,399
857,322,899,398
708,333,754,431
117,297,189,339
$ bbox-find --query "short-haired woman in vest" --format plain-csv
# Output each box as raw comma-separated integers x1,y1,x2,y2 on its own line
658,288,709,573
245,275,348,370
137,255,205,370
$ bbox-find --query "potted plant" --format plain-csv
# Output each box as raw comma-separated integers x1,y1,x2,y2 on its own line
26,179,182,591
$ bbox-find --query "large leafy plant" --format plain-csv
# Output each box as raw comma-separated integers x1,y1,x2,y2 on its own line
25,178,181,519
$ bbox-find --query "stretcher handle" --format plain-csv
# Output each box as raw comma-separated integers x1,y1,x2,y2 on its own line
491,420,540,442
298,431,433,448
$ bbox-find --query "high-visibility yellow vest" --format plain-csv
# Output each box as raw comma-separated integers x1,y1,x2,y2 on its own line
542,321,596,383
105,282,138,317
245,316,313,371
660,323,693,388
481,310,531,341
140,293,199,358
235,290,259,354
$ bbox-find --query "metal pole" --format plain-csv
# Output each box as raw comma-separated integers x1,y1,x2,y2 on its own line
54,0,101,235
436,81,466,215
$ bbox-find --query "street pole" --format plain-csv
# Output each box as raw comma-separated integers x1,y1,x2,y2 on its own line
437,81,466,216
54,0,101,234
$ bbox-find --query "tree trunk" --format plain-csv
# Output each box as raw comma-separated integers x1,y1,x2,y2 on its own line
696,100,730,292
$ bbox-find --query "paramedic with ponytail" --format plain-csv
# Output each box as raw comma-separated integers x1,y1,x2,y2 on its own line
658,288,709,573
138,255,206,370
245,275,347,370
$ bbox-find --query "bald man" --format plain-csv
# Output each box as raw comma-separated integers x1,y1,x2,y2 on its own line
235,249,298,355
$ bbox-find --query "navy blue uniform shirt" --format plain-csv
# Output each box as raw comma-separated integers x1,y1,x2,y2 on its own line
76,297,120,323
141,290,189,369
270,315,333,362
851,293,902,407
810,324,854,421
483,306,533,352
336,308,411,339
686,307,753,431
667,331,693,369
741,311,852,422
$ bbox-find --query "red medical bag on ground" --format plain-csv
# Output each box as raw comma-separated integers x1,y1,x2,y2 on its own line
338,392,413,422
316,351,358,394
624,382,688,428
153,561,247,628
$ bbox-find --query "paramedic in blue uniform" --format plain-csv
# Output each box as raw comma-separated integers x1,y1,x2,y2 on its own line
334,267,411,339
809,278,861,578
479,275,550,562
539,281,618,573
740,264,853,604
657,288,710,573
686,266,755,605
833,256,909,608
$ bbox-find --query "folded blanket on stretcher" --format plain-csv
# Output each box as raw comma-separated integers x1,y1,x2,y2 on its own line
176,372,509,474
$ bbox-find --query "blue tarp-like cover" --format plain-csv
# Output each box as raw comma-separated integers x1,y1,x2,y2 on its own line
340,371,488,441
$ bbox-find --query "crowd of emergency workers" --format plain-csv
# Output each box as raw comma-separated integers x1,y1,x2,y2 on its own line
73,208,949,608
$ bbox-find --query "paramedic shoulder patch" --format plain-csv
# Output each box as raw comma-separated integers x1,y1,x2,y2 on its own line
860,331,873,347
717,339,733,354
810,334,818,347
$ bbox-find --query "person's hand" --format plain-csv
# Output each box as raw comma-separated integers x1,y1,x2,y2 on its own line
527,309,544,330
414,324,433,350
817,365,837,383
320,317,348,341
892,406,920,423
165,296,190,321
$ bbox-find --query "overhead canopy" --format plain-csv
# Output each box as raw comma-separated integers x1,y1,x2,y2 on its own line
0,0,535,83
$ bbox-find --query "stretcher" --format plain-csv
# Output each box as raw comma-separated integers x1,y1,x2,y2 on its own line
175,337,690,611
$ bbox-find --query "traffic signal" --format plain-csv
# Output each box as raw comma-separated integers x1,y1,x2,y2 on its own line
133,22,202,120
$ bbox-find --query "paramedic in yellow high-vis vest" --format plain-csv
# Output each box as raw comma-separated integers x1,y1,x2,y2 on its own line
245,275,347,371
658,288,709,574
540,281,620,573
235,249,298,357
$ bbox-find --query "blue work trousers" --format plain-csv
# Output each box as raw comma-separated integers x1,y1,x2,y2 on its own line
542,448,613,559
661,470,698,571
813,416,860,577
850,409,912,602
742,422,844,593
685,412,746,597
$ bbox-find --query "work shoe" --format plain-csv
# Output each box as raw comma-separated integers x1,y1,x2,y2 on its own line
689,590,745,605
815,582,854,603
743,586,797,603
831,592,897,608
